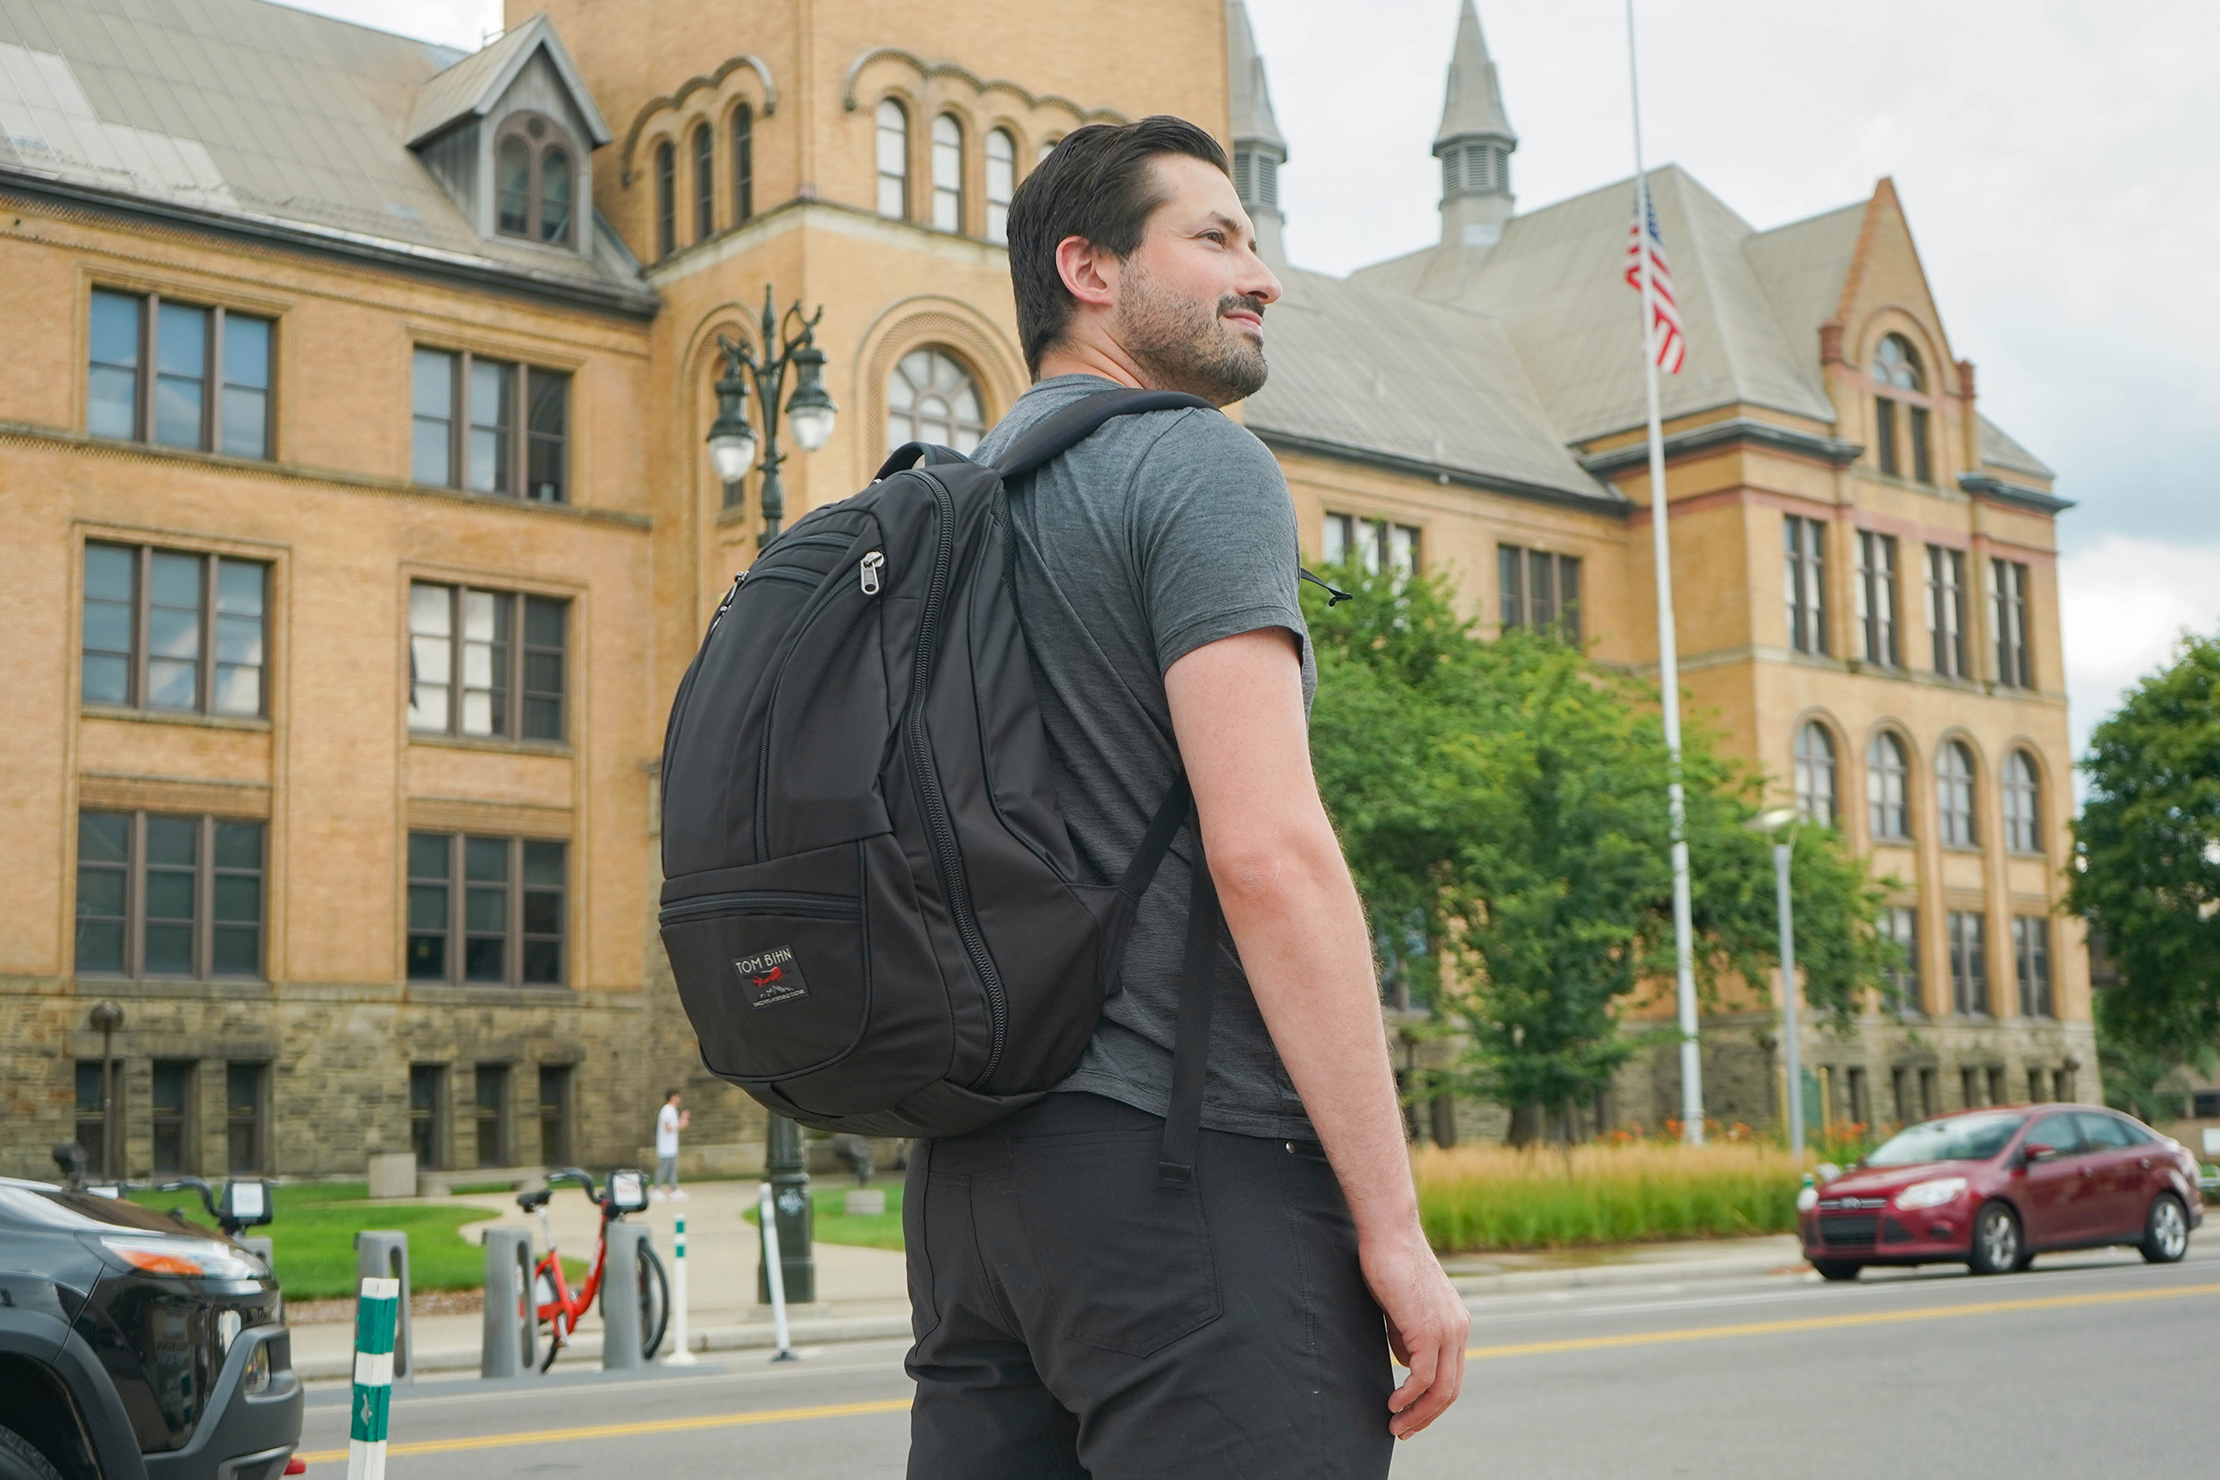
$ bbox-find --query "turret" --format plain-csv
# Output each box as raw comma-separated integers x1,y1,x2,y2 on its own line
1226,0,1288,263
1433,0,1517,249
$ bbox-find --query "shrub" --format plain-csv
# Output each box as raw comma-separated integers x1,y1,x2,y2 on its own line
1413,1141,1805,1252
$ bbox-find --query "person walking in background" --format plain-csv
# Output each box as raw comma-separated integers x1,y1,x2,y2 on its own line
653,1088,689,1202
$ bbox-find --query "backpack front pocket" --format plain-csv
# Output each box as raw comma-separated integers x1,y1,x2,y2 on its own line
661,880,869,1083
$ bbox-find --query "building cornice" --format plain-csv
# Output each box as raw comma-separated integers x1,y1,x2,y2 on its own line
1959,472,2073,515
0,172,660,321
1250,426,1626,517
1578,416,1863,478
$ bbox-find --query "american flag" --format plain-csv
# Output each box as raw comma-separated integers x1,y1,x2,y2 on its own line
1625,182,1686,374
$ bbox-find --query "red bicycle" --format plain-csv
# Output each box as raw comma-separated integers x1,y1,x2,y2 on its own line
516,1167,669,1371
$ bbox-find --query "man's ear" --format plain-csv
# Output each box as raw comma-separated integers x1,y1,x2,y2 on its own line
1054,235,1119,312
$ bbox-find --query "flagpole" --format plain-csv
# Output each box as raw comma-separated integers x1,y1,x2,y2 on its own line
1626,0,1704,1145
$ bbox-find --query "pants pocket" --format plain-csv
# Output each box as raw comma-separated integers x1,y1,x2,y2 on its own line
1011,1129,1222,1357
904,1143,942,1341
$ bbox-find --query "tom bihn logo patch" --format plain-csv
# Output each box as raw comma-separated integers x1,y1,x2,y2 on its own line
735,945,809,1008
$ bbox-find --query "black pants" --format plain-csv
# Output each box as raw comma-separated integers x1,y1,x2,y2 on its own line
904,1092,1394,1479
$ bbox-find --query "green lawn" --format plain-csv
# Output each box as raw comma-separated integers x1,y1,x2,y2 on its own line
745,1182,905,1251
130,1182,518,1300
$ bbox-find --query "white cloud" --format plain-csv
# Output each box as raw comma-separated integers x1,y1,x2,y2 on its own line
278,0,497,51
2060,535,2220,765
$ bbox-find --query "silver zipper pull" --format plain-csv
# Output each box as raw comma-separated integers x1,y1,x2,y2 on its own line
859,551,885,595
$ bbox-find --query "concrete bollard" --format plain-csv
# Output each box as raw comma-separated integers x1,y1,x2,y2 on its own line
662,1217,697,1365
353,1232,411,1381
599,1222,644,1372
346,1276,399,1480
480,1228,537,1378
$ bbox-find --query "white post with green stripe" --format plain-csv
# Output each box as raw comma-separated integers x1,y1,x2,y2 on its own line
663,1216,697,1365
348,1276,399,1480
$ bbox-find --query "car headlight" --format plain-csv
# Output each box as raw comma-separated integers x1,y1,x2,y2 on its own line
241,1339,271,1395
101,1233,264,1280
1895,1177,1968,1210
1796,1187,1819,1212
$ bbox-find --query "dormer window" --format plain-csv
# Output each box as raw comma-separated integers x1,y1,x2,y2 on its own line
1871,333,1931,484
494,113,575,245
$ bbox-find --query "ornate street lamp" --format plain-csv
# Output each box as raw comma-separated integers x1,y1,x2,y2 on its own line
707,287,839,542
1746,807,1804,1154
88,1001,124,1180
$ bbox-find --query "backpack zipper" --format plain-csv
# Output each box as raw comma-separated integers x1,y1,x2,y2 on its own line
745,566,822,591
658,890,862,925
859,551,884,595
906,477,1010,1084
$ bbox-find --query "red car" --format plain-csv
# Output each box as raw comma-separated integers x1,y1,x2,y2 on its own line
1799,1103,2203,1281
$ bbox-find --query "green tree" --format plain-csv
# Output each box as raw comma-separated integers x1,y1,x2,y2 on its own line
2069,632,2220,1089
1303,564,1894,1141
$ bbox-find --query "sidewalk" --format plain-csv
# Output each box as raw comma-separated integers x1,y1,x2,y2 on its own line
288,1177,910,1380
1440,1234,1809,1296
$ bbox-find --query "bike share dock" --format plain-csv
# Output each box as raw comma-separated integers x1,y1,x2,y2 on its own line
289,1178,912,1382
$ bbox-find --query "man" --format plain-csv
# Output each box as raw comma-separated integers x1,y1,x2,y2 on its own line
652,1088,688,1202
903,117,1468,1479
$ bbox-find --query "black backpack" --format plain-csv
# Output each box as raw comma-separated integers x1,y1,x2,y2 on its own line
658,388,1227,1180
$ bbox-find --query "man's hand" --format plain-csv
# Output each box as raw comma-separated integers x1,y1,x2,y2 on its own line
1363,1222,1470,1438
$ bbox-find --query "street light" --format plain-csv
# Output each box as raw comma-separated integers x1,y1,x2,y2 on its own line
88,1001,124,1180
706,287,838,542
758,1115,814,1305
1745,807,1804,1155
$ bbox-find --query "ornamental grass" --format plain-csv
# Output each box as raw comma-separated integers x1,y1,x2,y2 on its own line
1412,1140,1808,1253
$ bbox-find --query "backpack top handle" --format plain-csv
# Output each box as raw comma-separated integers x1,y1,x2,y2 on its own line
991,388,1213,481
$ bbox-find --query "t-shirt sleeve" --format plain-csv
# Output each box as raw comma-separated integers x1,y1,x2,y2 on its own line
1127,411,1308,675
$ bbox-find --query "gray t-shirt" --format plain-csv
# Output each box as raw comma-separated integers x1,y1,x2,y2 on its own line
975,374,1317,1140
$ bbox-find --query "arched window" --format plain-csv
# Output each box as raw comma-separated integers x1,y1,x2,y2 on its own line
985,128,1016,244
931,113,963,231
2003,750,2042,854
495,114,577,246
731,105,754,224
1867,731,1910,840
654,139,676,259
692,122,714,241
1793,722,1837,826
875,99,908,219
887,348,985,455
1938,740,1978,847
1039,136,1062,165
1871,333,1930,483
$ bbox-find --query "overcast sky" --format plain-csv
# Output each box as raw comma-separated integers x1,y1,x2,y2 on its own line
296,0,2218,764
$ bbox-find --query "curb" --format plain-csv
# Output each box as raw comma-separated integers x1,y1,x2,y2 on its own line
1450,1253,1809,1298
294,1312,916,1381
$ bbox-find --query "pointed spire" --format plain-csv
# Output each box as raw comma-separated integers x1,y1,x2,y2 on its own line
1432,0,1517,250
1225,0,1288,263
1434,0,1516,149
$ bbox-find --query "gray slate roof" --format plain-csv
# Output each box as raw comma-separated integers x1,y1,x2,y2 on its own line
407,10,607,148
1242,264,1613,505
1977,414,2054,480
0,0,642,302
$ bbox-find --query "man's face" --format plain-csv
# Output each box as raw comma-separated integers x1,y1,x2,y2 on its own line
1110,155,1282,405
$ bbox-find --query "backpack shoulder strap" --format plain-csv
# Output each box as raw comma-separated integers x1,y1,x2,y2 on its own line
990,388,1213,480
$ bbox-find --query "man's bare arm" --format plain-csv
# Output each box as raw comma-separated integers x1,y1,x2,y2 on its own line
1164,627,1469,1438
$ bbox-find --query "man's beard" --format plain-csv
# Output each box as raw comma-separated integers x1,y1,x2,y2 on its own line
1114,262,1270,405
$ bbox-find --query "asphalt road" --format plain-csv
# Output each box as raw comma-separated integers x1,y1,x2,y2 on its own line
301,1239,2220,1479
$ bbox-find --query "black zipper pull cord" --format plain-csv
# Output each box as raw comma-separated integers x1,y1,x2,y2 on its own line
1300,568,1354,606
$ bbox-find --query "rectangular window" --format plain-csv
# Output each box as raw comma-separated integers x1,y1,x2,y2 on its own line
1948,910,1988,1016
1961,1066,1982,1109
1846,1067,1868,1128
1855,531,1899,666
409,1064,447,1170
1874,397,1898,477
732,107,755,224
474,1063,510,1168
1927,545,1968,677
225,1062,266,1173
1324,514,1422,581
410,350,570,503
75,1060,117,1179
1918,1067,1937,1120
86,289,273,457
75,812,264,980
1986,1065,2006,1108
1783,515,1828,655
1992,559,2032,688
408,583,567,741
406,833,567,987
82,544,267,716
152,1060,193,1175
1882,905,1920,1012
2015,916,2053,1019
1909,404,1932,485
2193,1091,2220,1119
2029,1067,2046,1104
1497,543,1582,642
538,1064,572,1166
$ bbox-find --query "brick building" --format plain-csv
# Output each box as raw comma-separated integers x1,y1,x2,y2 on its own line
0,0,2088,1182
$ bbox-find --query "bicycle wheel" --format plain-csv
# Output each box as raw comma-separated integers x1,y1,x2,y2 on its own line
637,1244,670,1360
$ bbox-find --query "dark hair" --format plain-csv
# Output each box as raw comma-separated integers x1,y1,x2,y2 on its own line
1007,116,1231,376
664,1088,680,1100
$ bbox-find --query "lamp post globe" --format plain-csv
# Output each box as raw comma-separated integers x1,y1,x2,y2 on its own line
783,344,838,453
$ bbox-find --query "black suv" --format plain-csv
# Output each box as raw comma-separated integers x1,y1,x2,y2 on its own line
0,1173,301,1480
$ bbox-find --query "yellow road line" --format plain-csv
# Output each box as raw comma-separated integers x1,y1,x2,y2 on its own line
294,1398,913,1462
299,1280,2220,1462
1465,1279,2220,1360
